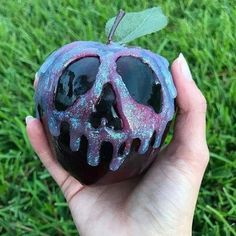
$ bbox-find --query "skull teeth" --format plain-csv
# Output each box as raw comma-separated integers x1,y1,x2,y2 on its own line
124,141,131,156
67,126,162,171
87,138,101,166
109,156,125,171
70,137,81,152
153,129,164,148
138,139,150,154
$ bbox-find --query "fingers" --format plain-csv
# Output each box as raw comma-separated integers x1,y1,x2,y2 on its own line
171,53,208,148
30,78,84,199
165,53,209,171
26,116,70,187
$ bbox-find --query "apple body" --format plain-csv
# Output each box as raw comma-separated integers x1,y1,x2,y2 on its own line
35,41,176,185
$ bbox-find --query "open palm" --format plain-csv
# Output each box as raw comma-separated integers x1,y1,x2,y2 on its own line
27,54,209,236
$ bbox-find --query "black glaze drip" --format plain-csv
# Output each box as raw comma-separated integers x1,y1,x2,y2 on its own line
132,138,141,152
52,122,154,185
37,104,43,119
118,142,126,155
150,130,156,147
54,121,112,185
100,141,113,161
116,56,162,114
89,83,123,130
55,56,100,111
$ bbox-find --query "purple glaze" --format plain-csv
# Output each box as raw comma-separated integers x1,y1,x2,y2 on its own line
35,41,176,173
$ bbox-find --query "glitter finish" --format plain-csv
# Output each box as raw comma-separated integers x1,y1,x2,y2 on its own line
35,41,176,184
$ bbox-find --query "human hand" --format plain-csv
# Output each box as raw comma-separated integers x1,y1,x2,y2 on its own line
26,53,209,236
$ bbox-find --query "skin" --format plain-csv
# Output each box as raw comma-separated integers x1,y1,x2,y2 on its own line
27,53,209,236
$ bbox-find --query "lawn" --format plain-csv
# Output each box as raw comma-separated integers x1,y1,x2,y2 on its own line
0,0,235,235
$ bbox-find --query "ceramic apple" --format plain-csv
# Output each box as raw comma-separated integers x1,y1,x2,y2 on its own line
34,8,176,185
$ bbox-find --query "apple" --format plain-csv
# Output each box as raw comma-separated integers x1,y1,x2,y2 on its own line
35,9,176,185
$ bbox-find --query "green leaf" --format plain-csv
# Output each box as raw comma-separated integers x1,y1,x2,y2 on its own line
105,7,168,44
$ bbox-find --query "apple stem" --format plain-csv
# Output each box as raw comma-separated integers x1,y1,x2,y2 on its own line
107,9,125,44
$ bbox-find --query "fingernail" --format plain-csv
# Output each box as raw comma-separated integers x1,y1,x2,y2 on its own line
178,53,193,80
25,115,35,125
34,72,39,89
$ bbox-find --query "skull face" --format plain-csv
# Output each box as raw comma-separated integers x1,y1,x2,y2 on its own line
35,41,176,185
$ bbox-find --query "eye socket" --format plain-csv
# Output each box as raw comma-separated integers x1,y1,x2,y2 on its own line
55,56,100,111
116,56,162,114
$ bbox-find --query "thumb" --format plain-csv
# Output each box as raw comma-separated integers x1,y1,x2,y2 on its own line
167,53,209,171
171,53,207,148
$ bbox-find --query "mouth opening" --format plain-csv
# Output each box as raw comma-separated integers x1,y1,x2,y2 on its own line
55,121,153,176
132,138,141,152
118,142,126,155
150,130,156,147
100,141,113,162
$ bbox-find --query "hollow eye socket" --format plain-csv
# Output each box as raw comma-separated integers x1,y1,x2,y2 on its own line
116,56,162,114
55,56,100,111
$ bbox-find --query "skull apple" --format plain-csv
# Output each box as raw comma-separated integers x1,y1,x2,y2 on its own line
34,11,176,185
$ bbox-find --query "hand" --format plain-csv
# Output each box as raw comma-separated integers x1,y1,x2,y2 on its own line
26,53,209,236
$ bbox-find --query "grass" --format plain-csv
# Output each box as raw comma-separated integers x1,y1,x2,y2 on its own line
0,0,235,235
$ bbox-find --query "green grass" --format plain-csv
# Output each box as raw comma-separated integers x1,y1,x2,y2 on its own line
0,0,235,235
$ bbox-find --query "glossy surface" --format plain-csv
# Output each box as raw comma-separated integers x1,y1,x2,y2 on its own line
35,41,176,185
55,57,100,111
89,83,123,130
116,56,162,113
51,121,151,185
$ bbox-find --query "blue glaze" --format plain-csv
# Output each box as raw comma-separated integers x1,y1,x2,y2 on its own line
35,41,176,171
